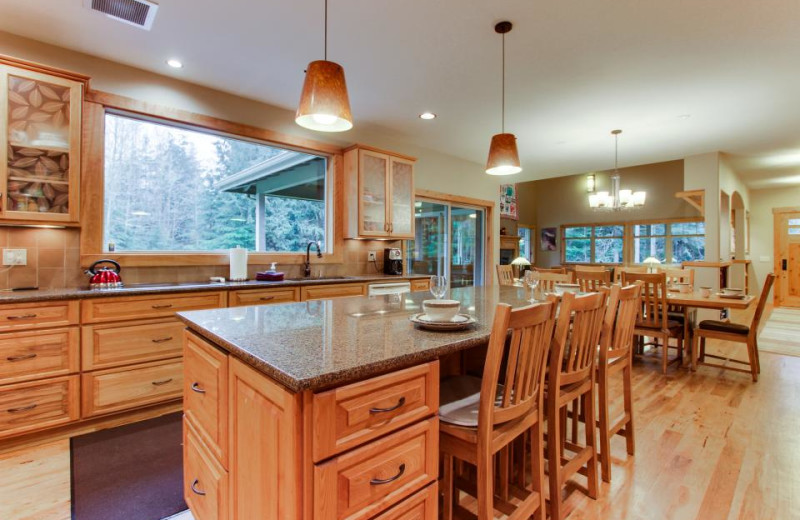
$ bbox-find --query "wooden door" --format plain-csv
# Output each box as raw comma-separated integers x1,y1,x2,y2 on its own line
774,209,800,307
388,157,415,238
358,149,390,237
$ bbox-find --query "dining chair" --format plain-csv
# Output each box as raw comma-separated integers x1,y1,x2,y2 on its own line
596,282,641,482
574,265,607,273
439,300,556,520
663,267,697,341
534,266,567,274
533,272,572,293
575,269,611,292
691,273,775,382
613,266,647,283
622,271,684,374
496,264,515,286
546,291,606,520
664,268,695,286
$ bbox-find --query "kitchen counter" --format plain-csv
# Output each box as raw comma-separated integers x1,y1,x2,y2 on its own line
178,285,533,392
0,274,427,304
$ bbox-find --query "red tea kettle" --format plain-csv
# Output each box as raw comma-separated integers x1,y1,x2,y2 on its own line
86,259,123,290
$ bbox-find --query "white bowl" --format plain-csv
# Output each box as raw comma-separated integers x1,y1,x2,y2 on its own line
675,282,693,294
721,287,743,296
554,283,581,295
422,299,460,322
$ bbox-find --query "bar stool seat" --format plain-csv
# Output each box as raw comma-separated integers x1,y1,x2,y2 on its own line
440,375,504,428
697,320,749,335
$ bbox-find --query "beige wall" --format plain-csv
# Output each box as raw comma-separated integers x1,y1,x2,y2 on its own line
748,186,800,296
0,31,500,288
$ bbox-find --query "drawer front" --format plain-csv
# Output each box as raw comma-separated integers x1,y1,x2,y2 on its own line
301,283,365,301
82,359,183,417
82,319,186,370
0,301,78,332
314,418,438,520
313,362,439,462
372,484,437,520
0,375,79,438
184,332,228,467
81,292,226,323
0,327,79,384
230,287,299,307
409,279,430,293
185,420,229,520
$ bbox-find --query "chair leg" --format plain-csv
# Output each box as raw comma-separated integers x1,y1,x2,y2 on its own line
699,336,706,362
570,398,579,444
746,338,759,382
441,452,454,520
662,334,669,374
691,331,699,371
476,444,494,520
583,388,599,499
622,360,635,456
548,400,564,520
498,446,510,501
753,336,762,374
597,368,611,483
531,420,546,520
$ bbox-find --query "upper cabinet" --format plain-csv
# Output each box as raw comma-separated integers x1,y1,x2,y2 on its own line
344,145,415,239
0,60,87,225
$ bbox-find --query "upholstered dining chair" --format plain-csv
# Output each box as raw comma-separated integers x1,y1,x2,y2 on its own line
496,264,515,286
439,300,556,520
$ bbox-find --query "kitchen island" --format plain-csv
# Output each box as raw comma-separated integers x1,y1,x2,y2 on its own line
177,286,533,520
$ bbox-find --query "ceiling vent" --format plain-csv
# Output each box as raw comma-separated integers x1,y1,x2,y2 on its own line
84,0,159,30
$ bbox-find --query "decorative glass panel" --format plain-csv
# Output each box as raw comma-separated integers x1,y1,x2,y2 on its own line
788,228,800,235
360,153,387,233
788,219,800,226
390,160,413,235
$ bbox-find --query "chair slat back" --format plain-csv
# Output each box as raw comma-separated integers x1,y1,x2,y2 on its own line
496,264,515,286
622,271,669,330
749,273,776,340
575,270,611,293
575,265,607,273
480,302,557,428
550,292,607,387
664,268,695,286
614,266,648,283
534,267,567,274
533,272,573,293
600,283,642,362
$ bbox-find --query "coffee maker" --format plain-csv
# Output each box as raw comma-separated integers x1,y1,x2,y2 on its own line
383,248,403,275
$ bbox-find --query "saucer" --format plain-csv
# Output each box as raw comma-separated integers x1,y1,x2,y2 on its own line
409,313,476,331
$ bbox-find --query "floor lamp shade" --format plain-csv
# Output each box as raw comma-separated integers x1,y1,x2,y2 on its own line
295,60,353,132
486,133,522,175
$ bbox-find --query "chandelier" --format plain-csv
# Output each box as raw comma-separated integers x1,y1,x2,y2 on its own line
588,130,646,210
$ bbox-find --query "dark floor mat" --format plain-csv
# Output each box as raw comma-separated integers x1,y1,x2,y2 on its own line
71,412,186,520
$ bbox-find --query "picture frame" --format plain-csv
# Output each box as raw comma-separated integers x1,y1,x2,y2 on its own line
540,227,557,251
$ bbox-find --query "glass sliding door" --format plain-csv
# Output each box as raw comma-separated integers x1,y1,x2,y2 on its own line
406,200,485,287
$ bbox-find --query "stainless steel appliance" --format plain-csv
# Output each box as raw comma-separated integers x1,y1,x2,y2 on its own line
383,248,403,275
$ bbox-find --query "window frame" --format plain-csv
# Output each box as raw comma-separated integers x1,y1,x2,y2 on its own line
561,223,626,265
80,92,344,268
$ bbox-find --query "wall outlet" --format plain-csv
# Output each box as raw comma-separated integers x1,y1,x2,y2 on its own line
2,249,27,266
367,251,377,262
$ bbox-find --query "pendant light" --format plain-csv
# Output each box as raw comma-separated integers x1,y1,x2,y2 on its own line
486,21,522,176
295,0,353,132
588,130,647,210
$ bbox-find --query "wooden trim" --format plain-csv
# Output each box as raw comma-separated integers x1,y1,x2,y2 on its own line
344,143,416,162
772,206,800,214
414,189,493,210
675,189,705,216
0,54,91,88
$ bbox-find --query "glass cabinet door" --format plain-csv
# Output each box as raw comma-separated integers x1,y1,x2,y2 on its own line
389,157,414,237
2,66,80,221
359,150,388,235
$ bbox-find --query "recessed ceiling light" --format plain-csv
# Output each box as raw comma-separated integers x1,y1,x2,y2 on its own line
677,114,691,119
166,59,183,69
419,112,436,120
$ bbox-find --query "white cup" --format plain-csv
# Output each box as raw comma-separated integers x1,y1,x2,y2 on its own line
700,287,712,298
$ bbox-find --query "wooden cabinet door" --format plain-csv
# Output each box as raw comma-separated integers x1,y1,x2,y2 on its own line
0,65,82,223
184,420,229,520
388,157,414,239
359,149,390,237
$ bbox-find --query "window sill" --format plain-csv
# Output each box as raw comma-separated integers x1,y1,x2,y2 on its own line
80,250,344,268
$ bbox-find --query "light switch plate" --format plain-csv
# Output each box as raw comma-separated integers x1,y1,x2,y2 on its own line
2,249,27,266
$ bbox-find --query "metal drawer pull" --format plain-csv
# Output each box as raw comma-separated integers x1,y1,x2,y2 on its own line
151,378,173,386
191,382,206,394
369,397,405,414
259,296,275,301
151,336,174,343
6,314,37,320
8,404,37,413
370,463,405,485
151,304,173,309
190,479,206,496
7,353,37,362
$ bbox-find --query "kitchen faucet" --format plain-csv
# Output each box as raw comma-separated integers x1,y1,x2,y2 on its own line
305,241,322,277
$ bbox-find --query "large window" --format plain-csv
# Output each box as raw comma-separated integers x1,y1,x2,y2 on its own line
103,113,328,253
518,226,533,262
563,225,624,264
632,221,705,263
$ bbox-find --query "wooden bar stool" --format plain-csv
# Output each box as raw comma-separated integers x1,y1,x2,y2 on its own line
546,291,606,520
691,273,775,382
439,300,556,520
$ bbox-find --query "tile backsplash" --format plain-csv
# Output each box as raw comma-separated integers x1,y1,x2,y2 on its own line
0,227,403,290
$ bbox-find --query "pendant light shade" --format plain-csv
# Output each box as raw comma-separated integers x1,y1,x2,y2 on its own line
486,133,522,175
296,60,353,132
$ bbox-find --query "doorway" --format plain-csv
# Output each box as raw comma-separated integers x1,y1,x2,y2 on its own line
774,208,800,307
406,199,486,287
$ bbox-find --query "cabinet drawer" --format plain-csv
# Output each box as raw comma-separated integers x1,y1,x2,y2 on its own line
0,301,78,332
229,287,299,307
0,375,79,438
185,420,229,520
81,359,183,417
82,319,185,370
301,283,365,301
313,418,438,520
372,484,437,520
0,327,79,384
184,332,228,467
313,361,438,462
409,279,430,293
81,292,226,323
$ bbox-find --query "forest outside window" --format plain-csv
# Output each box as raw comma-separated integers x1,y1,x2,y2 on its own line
563,225,624,264
633,220,705,263
102,112,329,253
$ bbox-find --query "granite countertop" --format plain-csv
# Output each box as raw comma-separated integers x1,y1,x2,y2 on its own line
0,274,428,304
178,286,536,392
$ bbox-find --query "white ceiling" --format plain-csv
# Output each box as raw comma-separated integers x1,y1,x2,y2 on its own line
1,0,800,186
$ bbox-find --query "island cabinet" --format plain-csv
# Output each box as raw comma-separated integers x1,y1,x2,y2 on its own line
183,330,439,520
343,145,416,240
